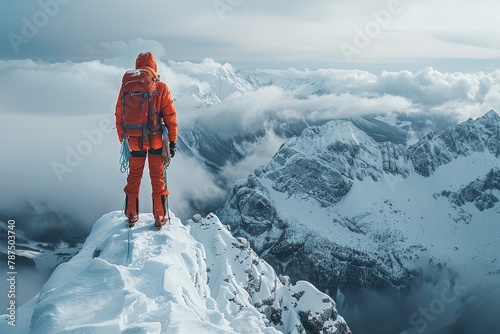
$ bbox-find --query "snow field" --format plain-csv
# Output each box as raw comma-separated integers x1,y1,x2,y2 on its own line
1,211,348,334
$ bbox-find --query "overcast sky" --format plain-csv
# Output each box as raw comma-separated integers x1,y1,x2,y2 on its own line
2,0,500,71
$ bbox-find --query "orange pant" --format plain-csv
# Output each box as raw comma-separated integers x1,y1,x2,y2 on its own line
124,147,169,218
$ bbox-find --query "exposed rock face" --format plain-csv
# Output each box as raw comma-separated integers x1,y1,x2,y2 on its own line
262,121,410,208
190,214,353,334
437,167,500,211
217,120,419,297
408,110,500,177
218,173,416,301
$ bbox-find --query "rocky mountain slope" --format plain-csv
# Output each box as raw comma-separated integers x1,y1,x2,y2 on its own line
217,110,500,333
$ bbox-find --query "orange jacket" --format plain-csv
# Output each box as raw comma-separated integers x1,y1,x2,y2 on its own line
115,52,178,151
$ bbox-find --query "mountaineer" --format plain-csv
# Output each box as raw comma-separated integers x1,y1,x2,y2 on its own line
115,52,178,230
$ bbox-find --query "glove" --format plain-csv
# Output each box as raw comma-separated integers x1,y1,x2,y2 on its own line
169,142,176,157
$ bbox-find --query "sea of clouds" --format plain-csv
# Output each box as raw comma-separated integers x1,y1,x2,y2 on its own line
1,40,499,241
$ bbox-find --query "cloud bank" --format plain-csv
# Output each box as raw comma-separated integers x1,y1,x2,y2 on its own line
1,50,499,240
256,66,500,121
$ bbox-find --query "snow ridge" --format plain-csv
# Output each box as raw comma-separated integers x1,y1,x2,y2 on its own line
2,212,350,334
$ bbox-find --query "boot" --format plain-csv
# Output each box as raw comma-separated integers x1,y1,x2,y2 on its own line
153,195,168,230
154,215,167,231
124,194,140,228
152,194,168,220
128,213,139,228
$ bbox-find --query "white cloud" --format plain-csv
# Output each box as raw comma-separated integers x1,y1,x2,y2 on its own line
219,130,286,183
167,153,228,217
167,58,223,76
101,39,168,58
0,59,121,115
1,53,499,234
257,66,500,122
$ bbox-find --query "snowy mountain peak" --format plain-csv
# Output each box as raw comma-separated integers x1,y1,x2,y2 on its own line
480,109,499,121
220,62,236,75
409,110,500,176
3,212,350,334
261,119,409,207
207,63,260,100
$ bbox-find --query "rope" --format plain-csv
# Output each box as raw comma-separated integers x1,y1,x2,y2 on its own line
126,227,131,266
161,125,172,224
164,166,171,224
120,136,131,266
120,137,131,173
122,197,127,216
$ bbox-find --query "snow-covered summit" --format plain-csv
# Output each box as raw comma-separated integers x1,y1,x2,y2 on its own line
409,109,500,176
261,119,410,207
1,212,350,334
196,62,260,102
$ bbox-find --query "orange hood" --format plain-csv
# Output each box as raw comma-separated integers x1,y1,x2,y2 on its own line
135,52,158,77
